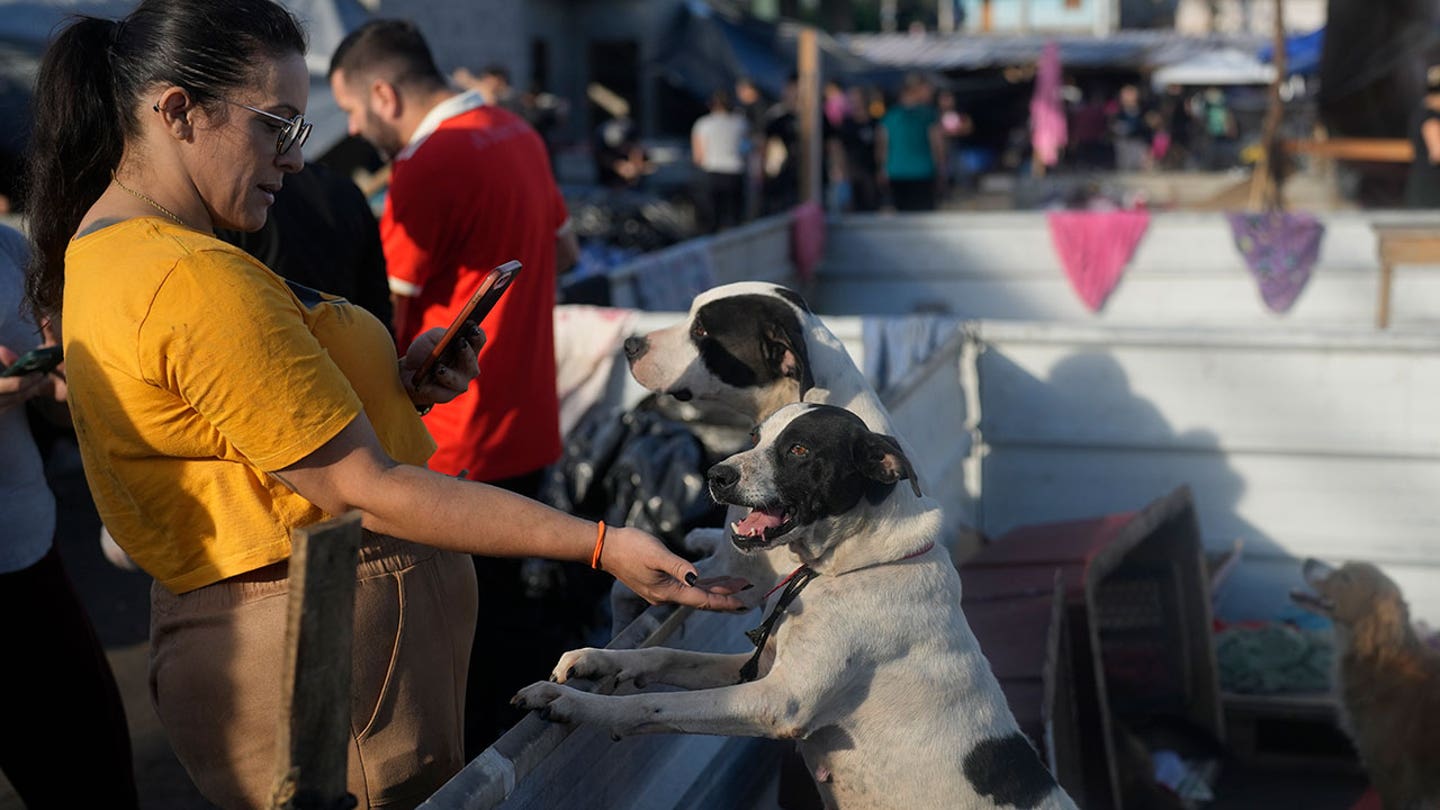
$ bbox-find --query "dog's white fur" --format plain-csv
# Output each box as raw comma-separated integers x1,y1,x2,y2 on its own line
622,282,963,618
518,404,1075,810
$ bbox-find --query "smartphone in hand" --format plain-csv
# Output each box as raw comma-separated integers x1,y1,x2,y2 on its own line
410,260,522,390
1,345,63,378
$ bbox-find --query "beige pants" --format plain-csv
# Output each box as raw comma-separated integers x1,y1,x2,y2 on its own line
149,534,479,809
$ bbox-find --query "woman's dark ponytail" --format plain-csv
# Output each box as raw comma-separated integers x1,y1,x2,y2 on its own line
22,0,307,319
24,16,125,318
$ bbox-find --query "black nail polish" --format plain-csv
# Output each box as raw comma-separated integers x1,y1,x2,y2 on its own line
685,572,698,586
742,583,755,591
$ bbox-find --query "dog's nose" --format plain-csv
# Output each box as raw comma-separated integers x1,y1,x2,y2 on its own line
707,464,740,494
623,335,649,361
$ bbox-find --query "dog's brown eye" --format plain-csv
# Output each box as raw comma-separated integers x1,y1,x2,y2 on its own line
789,444,809,457
691,321,708,339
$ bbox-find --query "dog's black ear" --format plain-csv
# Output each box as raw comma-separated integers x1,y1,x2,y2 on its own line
762,320,814,398
853,430,923,498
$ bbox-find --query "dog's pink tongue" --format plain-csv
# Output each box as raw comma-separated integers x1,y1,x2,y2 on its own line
736,508,785,534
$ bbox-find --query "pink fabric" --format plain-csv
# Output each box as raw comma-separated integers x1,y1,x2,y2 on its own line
824,94,850,128
1047,210,1150,312
1030,41,1067,167
791,201,825,282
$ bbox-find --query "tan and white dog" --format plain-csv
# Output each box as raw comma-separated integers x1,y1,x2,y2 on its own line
516,404,1074,810
1292,559,1440,810
617,282,974,624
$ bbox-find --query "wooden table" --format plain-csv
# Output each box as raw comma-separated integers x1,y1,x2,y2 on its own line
1374,226,1440,328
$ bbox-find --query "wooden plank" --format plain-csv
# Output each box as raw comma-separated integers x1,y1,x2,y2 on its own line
1374,228,1440,328
1284,138,1414,163
797,27,822,206
270,512,362,810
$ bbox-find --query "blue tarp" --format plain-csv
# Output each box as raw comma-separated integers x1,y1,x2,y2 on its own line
653,1,898,101
1259,27,1324,76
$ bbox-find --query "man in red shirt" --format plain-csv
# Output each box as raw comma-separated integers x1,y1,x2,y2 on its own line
330,19,580,751
331,21,575,488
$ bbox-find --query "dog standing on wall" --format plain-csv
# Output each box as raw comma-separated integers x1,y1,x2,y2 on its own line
516,404,1074,810
1292,559,1440,810
618,282,976,623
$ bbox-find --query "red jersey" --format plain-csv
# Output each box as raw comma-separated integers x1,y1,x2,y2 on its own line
383,92,566,481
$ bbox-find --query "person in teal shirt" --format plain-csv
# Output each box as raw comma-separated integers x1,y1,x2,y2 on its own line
878,74,945,211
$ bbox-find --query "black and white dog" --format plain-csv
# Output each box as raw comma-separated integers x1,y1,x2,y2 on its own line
516,404,1074,810
618,282,978,622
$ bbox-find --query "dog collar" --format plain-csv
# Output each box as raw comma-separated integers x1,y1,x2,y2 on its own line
739,564,817,683
737,542,935,684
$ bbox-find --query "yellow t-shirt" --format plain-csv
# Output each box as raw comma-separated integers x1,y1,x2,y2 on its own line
64,218,436,593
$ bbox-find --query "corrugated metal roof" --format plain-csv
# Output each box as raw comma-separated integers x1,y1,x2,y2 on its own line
839,30,1269,72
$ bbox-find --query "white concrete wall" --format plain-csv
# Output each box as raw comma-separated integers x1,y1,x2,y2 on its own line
375,0,529,80
1174,0,1327,35
817,211,1440,331
969,322,1440,625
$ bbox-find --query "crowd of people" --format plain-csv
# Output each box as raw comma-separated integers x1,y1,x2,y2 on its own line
1065,82,1240,174
686,72,975,226
683,72,1261,225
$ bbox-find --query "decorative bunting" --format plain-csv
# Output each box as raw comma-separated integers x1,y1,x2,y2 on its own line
1046,210,1150,312
1226,211,1325,314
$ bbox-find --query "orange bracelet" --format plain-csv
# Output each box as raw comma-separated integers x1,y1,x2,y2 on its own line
590,521,607,570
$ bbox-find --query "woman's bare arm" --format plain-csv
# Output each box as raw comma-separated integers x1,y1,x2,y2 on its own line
275,415,747,610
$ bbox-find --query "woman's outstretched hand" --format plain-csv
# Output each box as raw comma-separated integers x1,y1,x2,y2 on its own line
601,525,751,611
400,326,484,409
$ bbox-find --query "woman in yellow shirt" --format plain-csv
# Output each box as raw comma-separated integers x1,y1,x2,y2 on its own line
23,2,744,807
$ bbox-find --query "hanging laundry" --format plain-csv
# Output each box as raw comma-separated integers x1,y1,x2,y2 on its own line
1046,210,1150,312
553,304,638,436
1030,41,1067,169
861,314,962,394
791,200,825,283
1226,211,1325,314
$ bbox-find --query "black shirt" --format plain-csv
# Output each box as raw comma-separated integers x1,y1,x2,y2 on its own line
218,162,392,331
1405,107,1440,208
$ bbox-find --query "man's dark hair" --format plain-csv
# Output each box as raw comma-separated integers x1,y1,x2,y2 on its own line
481,63,510,83
328,18,446,89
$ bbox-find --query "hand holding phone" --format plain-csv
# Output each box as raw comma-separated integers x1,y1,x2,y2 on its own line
409,260,521,391
1,345,64,378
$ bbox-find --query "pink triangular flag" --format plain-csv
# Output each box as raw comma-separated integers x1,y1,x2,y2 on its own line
1047,210,1150,312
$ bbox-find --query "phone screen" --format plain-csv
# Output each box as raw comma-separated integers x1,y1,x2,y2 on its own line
410,260,522,391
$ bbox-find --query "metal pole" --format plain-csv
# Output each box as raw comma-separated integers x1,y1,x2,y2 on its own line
938,0,955,34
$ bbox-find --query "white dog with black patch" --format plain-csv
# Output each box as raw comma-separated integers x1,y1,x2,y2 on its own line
618,282,977,621
515,404,1075,810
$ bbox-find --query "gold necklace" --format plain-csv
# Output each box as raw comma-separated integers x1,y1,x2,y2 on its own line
111,172,187,227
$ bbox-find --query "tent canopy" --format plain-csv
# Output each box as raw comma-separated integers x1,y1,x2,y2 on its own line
841,30,1268,72
653,0,897,101
1258,27,1324,75
1149,47,1276,89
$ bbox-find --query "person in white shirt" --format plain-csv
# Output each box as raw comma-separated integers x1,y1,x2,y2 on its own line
691,89,750,232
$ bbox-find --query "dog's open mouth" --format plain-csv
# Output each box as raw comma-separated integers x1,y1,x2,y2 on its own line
1289,588,1335,614
728,505,795,550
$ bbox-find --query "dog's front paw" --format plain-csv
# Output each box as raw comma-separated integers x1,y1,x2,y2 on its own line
683,527,726,558
554,647,657,690
512,681,585,724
